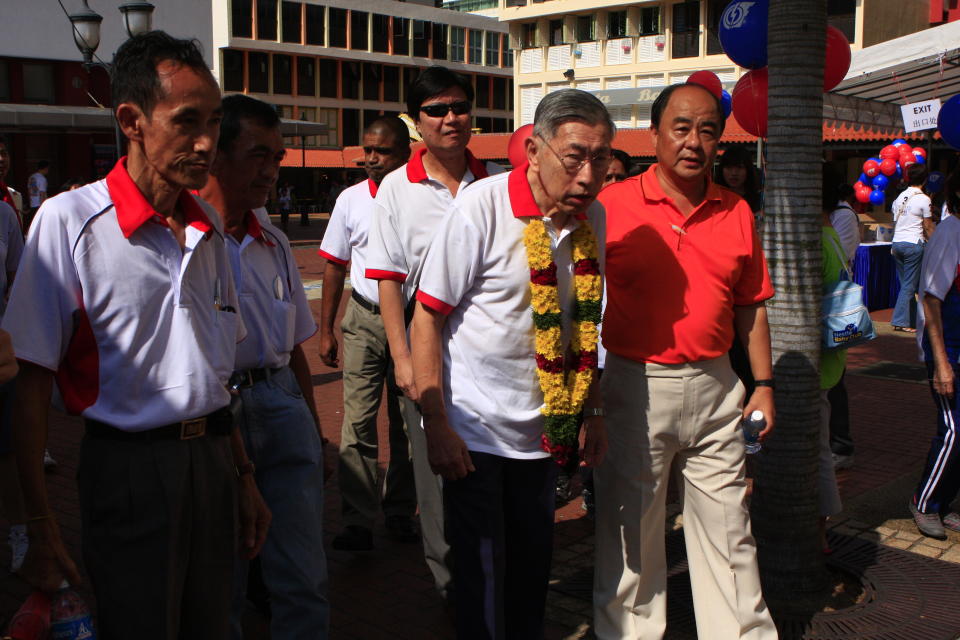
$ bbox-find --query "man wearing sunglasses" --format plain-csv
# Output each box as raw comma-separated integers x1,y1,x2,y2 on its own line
365,66,503,602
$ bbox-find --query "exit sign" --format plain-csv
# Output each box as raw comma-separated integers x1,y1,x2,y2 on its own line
900,99,942,133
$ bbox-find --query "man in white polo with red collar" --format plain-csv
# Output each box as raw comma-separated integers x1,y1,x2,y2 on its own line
365,65,503,599
199,94,328,639
410,88,609,638
3,32,265,638
319,116,419,552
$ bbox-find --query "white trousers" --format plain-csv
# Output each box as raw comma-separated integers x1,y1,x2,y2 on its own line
593,353,778,640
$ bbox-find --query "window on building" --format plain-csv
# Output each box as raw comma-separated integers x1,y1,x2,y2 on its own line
608,10,628,38
351,11,368,50
672,1,700,59
273,54,292,94
576,15,595,42
403,66,420,100
342,108,360,146
492,117,509,133
297,106,318,147
297,56,316,96
319,58,338,97
329,7,347,47
257,0,278,40
383,65,400,102
281,1,301,43
504,46,513,68
315,107,338,147
706,0,731,55
231,0,253,37
305,4,324,45
521,22,538,48
485,32,499,65
222,49,244,92
450,26,465,61
413,20,431,58
549,19,564,45
372,14,390,52
828,0,856,43
475,75,490,108
639,6,661,36
475,116,492,133
394,18,410,55
469,30,483,64
363,63,380,100
342,62,360,99
433,23,448,60
492,76,507,109
248,52,269,93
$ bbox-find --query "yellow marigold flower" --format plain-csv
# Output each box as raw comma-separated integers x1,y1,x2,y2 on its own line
575,275,603,300
535,327,563,359
579,323,599,350
530,284,562,315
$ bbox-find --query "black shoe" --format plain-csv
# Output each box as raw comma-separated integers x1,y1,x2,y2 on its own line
555,472,573,507
332,525,373,551
385,515,421,543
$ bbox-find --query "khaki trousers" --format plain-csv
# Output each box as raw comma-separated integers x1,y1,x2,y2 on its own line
338,297,416,528
594,354,777,640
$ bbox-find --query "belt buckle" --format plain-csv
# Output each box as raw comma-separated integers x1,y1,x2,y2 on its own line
231,370,254,390
180,418,207,440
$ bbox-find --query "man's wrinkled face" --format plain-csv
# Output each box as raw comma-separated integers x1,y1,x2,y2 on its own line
416,87,472,156
211,118,286,212
530,120,612,218
362,130,408,185
651,85,721,185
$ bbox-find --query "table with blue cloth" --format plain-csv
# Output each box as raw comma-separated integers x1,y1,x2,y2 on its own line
853,242,901,311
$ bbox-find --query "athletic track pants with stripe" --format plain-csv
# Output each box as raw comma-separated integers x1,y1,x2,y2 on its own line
913,363,960,515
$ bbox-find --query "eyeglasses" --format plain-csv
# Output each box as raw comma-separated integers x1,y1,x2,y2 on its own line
419,101,472,118
537,135,612,175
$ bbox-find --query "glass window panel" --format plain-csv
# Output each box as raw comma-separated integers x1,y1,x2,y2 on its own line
305,4,324,45
485,32,499,65
342,62,360,99
671,1,700,59
222,49,244,92
248,52,269,93
706,0,731,55
383,65,400,102
257,0,278,40
351,11,368,50
828,0,856,42
328,8,347,48
273,54,292,94
319,58,338,97
0,61,9,101
469,30,483,64
23,63,55,103
393,17,410,55
432,23,448,60
372,14,390,53
608,10,628,38
231,0,253,37
342,108,360,146
476,74,490,108
522,22,538,48
281,1,301,42
363,63,380,100
576,16,595,42
297,56,316,96
549,19,563,45
450,26,465,62
413,20,431,58
639,6,660,36
492,76,506,110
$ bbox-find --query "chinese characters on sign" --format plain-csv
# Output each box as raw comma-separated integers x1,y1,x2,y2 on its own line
900,99,942,133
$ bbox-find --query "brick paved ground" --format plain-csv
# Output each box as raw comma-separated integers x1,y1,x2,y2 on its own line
0,234,957,638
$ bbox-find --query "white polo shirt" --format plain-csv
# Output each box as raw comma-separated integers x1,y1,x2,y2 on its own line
892,186,932,244
318,179,381,304
227,207,316,371
416,166,606,460
365,148,504,303
0,201,23,319
2,159,244,431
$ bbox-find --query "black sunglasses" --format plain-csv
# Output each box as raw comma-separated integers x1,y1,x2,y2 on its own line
419,101,472,118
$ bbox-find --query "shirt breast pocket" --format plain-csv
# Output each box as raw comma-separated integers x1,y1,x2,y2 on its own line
213,309,240,377
271,299,296,354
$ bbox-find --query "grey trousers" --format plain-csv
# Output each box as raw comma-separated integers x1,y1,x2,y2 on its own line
78,431,237,640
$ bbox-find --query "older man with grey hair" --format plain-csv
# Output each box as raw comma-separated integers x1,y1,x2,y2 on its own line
410,88,610,639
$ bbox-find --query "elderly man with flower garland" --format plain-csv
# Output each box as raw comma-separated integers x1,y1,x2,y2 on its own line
410,89,610,639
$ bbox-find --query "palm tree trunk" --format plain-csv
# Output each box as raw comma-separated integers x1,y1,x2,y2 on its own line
750,0,828,602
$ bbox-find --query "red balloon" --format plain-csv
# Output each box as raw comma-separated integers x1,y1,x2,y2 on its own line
879,145,899,160
901,154,916,169
732,68,768,138
687,70,723,100
507,124,534,168
913,146,927,159
823,25,852,91
863,159,880,177
854,181,866,191
879,158,898,176
855,188,872,204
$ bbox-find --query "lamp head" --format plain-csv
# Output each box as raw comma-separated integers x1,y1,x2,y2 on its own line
68,0,103,64
119,1,155,39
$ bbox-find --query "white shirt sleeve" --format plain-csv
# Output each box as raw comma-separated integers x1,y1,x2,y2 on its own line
0,203,81,370
416,205,484,314
914,194,933,219
919,218,960,301
365,195,409,281
318,190,352,264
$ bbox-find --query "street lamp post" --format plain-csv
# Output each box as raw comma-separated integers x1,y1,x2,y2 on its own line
67,0,155,161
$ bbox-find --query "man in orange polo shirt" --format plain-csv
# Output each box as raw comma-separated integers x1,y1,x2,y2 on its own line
592,83,778,639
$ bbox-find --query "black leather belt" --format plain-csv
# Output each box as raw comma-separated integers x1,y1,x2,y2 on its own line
351,290,380,315
85,407,234,441
229,367,284,389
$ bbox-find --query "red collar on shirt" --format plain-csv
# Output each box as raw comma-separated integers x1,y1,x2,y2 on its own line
507,162,587,221
405,147,489,183
106,157,214,238
367,178,378,198
245,210,276,247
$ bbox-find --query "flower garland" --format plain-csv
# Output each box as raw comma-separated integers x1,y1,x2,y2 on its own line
523,217,602,465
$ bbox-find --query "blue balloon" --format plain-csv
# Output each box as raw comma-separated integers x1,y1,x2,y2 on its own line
895,165,903,179
912,152,926,165
718,0,769,69
927,171,945,193
940,94,960,150
858,172,869,185
892,139,907,147
869,189,885,206
720,90,732,119
872,174,889,190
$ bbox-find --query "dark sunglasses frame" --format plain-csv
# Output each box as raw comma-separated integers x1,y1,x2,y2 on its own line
419,101,472,118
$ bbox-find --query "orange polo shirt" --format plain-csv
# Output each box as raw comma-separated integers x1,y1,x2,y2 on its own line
599,164,774,365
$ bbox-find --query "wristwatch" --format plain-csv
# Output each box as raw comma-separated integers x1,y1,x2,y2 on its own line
584,407,605,418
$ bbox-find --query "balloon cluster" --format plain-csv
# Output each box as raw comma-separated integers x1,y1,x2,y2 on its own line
854,140,926,205
718,0,851,137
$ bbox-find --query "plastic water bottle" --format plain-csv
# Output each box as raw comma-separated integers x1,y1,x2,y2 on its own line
5,590,51,640
50,582,96,640
742,410,766,455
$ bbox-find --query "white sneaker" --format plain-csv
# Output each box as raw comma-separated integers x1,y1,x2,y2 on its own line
43,449,57,470
8,524,28,573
